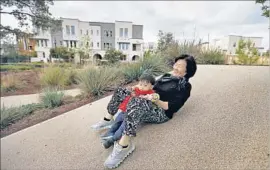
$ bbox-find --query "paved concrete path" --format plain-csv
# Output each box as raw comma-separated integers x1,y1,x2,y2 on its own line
1,65,269,170
1,88,81,108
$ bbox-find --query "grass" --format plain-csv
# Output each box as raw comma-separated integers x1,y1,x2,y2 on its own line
0,103,44,129
77,66,123,96
40,88,65,109
0,62,47,72
65,69,78,85
198,49,226,64
0,74,20,93
40,66,69,88
0,65,34,72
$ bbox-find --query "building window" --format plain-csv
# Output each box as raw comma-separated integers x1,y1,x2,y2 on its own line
132,44,136,51
110,31,112,37
91,30,93,35
86,41,89,47
120,28,123,37
43,52,45,58
29,46,33,50
124,28,128,38
60,41,62,46
86,30,89,35
70,41,73,48
71,26,75,35
104,30,109,37
97,30,99,36
74,41,77,48
97,42,99,47
233,42,236,47
37,40,40,47
119,43,129,50
66,41,69,48
45,40,48,47
66,25,70,35
104,43,110,49
41,40,44,47
80,29,82,35
91,42,93,47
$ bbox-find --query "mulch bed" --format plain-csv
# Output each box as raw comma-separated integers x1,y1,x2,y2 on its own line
0,81,138,138
0,70,78,97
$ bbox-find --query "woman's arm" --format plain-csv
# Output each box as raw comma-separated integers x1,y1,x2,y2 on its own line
139,94,169,110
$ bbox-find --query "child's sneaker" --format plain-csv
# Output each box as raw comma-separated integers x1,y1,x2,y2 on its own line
102,138,115,149
91,119,114,130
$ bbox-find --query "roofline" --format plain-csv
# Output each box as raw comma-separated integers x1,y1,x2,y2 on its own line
60,17,79,21
133,24,143,27
228,34,263,38
115,20,133,23
59,17,143,25
89,21,115,25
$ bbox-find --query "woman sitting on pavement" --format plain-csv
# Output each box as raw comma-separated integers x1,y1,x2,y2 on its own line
91,54,197,169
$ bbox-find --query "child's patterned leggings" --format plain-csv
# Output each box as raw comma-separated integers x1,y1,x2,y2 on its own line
107,87,169,137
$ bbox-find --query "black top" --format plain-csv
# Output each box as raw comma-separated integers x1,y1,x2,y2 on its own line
153,73,191,119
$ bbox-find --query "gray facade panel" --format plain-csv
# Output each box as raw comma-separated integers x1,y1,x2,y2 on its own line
51,30,63,47
132,25,143,39
89,22,115,50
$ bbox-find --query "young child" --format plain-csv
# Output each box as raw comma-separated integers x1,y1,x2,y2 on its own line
100,73,159,149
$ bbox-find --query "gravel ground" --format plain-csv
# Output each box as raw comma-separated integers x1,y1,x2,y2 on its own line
1,65,269,170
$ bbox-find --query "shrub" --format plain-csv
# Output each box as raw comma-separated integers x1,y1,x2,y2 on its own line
122,55,169,83
40,88,64,109
1,103,43,129
104,49,123,64
0,65,33,72
77,66,123,96
140,55,170,76
40,66,68,88
235,39,260,65
198,49,225,64
122,63,143,83
1,74,20,93
65,69,78,85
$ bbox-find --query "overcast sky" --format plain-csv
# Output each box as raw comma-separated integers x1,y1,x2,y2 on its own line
2,1,269,49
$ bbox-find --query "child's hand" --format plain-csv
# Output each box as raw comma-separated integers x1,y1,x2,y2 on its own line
126,86,133,91
139,94,153,101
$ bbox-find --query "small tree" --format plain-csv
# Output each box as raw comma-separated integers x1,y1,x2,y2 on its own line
1,0,61,39
156,30,174,54
75,35,92,64
235,39,260,65
104,49,123,64
256,0,269,18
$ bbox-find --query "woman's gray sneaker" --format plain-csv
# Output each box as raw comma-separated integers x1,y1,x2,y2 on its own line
104,141,135,169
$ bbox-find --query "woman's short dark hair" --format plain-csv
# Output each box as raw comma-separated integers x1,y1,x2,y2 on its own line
139,73,156,85
175,54,197,79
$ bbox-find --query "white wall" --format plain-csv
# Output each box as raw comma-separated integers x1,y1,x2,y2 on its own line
211,35,263,55
115,21,133,50
243,37,263,48
89,25,101,50
61,18,80,41
33,29,52,62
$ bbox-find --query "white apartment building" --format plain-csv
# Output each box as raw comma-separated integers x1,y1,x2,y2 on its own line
114,21,143,61
211,35,264,55
31,28,52,62
32,18,144,63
